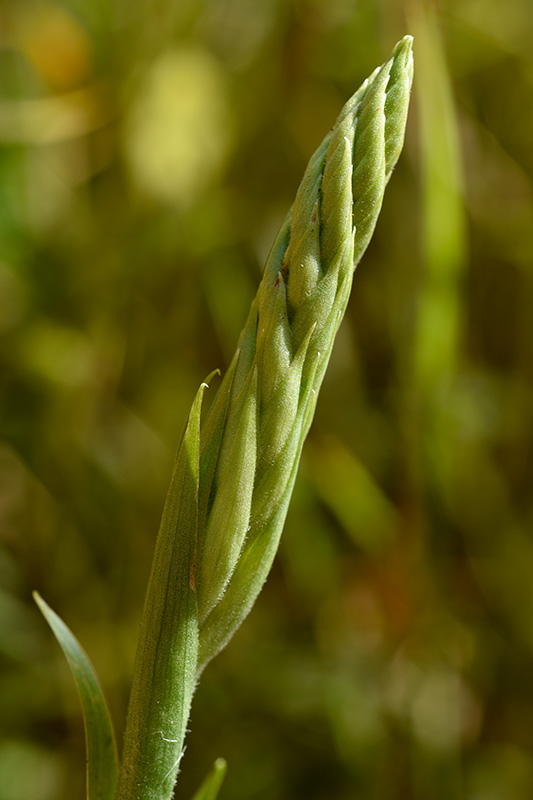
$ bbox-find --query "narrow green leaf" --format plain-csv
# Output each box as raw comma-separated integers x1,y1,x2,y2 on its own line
116,377,209,800
190,758,227,800
33,591,118,800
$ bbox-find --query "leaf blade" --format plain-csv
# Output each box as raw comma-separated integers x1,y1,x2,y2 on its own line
116,376,212,800
191,759,227,800
33,591,118,800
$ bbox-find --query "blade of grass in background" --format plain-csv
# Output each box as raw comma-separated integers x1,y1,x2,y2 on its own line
405,7,468,799
408,2,467,497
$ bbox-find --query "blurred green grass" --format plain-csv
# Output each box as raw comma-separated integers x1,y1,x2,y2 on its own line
1,1,533,798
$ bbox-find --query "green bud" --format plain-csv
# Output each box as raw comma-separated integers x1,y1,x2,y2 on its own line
197,35,413,672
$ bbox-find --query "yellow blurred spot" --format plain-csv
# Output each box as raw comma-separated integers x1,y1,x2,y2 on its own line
125,48,233,206
17,2,92,91
0,86,107,144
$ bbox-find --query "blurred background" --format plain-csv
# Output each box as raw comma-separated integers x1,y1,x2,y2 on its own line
1,0,532,798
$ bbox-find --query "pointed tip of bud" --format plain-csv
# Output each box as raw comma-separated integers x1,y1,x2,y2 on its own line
395,34,414,56
389,35,414,72
389,35,414,91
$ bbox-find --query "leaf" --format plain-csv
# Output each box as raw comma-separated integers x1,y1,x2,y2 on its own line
116,376,211,800
33,592,118,800
191,759,227,800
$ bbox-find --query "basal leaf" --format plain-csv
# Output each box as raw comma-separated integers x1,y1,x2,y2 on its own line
191,758,227,800
33,592,118,800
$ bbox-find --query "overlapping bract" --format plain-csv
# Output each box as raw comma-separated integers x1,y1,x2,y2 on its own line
196,35,414,671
